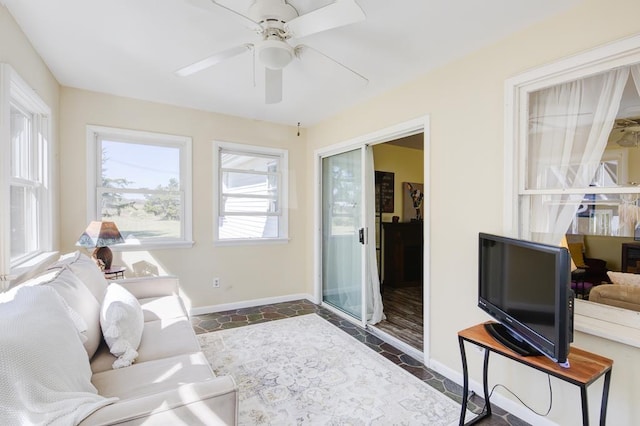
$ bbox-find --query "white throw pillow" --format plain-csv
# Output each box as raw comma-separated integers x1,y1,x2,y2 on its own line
100,283,144,369
19,267,102,358
607,271,640,287
0,285,116,425
52,251,109,303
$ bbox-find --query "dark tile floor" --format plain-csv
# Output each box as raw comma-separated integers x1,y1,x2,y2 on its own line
191,299,529,426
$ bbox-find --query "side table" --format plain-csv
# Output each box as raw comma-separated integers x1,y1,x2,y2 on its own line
103,266,126,280
458,322,613,426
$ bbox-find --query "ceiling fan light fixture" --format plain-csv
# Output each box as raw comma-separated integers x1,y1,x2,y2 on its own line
258,39,294,70
617,131,640,147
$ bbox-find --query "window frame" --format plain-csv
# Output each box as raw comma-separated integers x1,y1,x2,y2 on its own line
505,33,640,347
86,125,193,250
213,140,289,245
0,64,53,285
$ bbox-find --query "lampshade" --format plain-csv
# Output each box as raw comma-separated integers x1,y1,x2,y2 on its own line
77,221,124,248
559,235,578,272
76,221,124,271
258,39,294,70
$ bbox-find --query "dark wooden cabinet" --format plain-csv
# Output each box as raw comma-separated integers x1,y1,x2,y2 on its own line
621,243,640,273
382,221,423,287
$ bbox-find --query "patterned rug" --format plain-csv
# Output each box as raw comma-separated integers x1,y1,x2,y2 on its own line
197,314,471,425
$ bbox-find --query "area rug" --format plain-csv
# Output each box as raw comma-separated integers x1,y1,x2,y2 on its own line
197,314,470,425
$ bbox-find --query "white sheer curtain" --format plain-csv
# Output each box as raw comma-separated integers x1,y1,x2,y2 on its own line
632,65,640,96
365,146,385,324
527,67,630,245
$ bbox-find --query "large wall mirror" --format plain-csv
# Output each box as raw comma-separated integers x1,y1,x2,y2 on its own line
506,34,640,346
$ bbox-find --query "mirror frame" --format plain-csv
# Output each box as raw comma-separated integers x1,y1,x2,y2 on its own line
505,33,640,347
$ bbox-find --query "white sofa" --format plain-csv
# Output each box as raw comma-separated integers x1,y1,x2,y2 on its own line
0,252,237,425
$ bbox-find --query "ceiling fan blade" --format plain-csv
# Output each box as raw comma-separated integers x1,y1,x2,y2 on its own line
265,68,283,104
185,0,216,11
185,0,262,33
284,0,365,39
175,44,252,77
296,45,368,85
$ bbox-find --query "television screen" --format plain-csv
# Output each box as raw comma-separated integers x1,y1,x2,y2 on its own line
478,233,573,366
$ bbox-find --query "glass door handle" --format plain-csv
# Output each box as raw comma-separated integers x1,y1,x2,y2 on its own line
359,228,365,245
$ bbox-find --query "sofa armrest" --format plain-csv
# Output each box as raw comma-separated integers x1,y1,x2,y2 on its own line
79,377,238,426
113,276,180,299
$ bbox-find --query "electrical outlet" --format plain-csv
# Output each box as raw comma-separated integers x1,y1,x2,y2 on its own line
213,277,220,288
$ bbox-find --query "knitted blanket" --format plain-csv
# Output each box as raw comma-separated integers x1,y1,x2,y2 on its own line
0,285,116,425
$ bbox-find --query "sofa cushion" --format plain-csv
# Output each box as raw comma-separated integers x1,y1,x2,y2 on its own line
91,352,214,400
21,267,102,358
52,251,109,303
100,283,144,369
91,317,200,373
607,271,640,287
138,295,188,322
589,284,640,312
0,285,116,425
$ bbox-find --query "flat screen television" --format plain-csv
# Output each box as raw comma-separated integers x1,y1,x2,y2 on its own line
478,232,574,367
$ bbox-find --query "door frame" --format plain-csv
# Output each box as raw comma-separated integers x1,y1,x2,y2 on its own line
313,115,431,363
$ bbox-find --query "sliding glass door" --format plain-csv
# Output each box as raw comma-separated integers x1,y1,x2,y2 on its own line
321,148,364,319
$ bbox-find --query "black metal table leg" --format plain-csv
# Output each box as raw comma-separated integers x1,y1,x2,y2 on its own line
580,385,589,426
459,336,469,426
482,348,492,418
600,370,611,426
459,336,491,425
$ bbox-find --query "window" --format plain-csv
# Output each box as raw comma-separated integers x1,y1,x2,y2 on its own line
510,61,640,243
87,126,192,248
506,35,640,345
0,64,52,283
214,141,288,244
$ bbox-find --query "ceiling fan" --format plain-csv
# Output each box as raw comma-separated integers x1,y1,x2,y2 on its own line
612,118,640,147
177,0,368,104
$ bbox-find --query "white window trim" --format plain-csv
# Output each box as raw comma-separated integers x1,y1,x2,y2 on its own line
0,64,53,287
213,140,289,246
86,125,193,250
505,33,640,348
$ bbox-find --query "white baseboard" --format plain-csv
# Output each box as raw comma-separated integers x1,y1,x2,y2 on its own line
189,293,316,316
429,358,559,426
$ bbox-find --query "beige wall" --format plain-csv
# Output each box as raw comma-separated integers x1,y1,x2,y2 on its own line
583,235,635,271
306,0,640,424
59,88,309,311
7,0,640,423
0,5,60,253
372,143,424,222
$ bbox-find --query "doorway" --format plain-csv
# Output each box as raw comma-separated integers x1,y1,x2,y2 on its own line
372,133,425,353
315,117,429,361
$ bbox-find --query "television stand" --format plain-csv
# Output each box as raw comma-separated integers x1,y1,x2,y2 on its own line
458,322,612,426
484,322,541,357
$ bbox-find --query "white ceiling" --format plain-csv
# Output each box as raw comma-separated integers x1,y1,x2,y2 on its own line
4,0,581,127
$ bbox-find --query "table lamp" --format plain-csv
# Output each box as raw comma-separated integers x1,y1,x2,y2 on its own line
77,221,124,270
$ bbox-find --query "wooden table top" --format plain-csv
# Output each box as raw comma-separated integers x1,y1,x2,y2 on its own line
459,322,613,386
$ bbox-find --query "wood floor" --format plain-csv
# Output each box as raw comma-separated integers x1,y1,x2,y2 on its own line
375,285,423,351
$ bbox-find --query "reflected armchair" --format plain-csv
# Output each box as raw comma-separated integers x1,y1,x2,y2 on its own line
566,234,610,297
